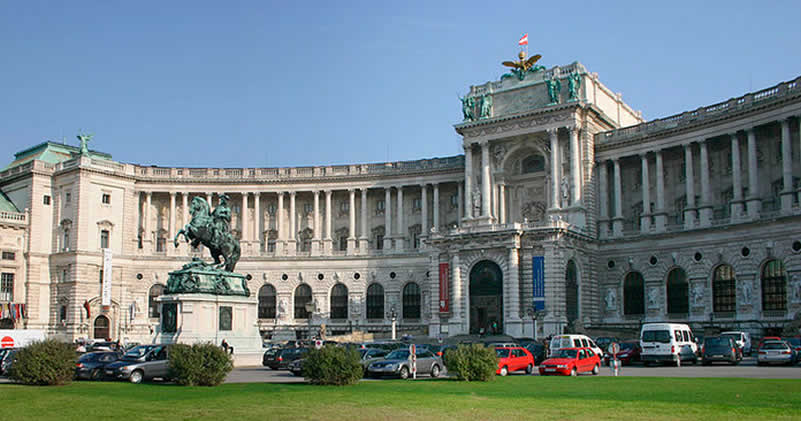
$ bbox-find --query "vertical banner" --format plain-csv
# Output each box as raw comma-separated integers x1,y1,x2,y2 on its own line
438,263,450,313
532,256,545,311
101,248,112,306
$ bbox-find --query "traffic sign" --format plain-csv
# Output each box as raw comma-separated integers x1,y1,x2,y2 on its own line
1,336,14,348
608,342,620,355
314,340,323,350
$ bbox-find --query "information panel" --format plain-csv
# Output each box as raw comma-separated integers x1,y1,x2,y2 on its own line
532,256,545,311
101,248,112,306
438,263,449,313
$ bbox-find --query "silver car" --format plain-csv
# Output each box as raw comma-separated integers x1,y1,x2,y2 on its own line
757,341,794,366
104,344,171,383
366,348,443,379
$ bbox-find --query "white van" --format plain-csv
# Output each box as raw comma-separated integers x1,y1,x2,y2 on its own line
548,334,603,357
720,331,752,355
640,323,697,366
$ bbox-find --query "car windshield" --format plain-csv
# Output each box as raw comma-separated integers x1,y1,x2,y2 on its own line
783,338,800,346
495,349,510,358
358,349,369,358
705,337,730,347
761,342,788,350
558,349,578,359
385,350,410,360
619,343,636,351
78,353,101,362
642,330,671,343
123,345,156,359
720,334,739,342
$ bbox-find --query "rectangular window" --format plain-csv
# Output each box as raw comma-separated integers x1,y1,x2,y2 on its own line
413,198,422,211
219,306,232,331
450,194,458,207
303,203,313,215
62,269,68,283
267,204,276,216
156,237,166,252
340,201,349,213
63,230,70,251
1,251,15,260
376,234,384,250
101,193,111,205
339,236,348,251
376,200,385,211
59,305,67,323
137,234,143,249
99,269,104,284
65,192,71,204
267,242,276,253
43,195,51,205
100,230,110,249
0,273,13,301
413,232,420,249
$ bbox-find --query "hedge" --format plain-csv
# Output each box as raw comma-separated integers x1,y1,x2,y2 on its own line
302,345,362,385
168,342,233,386
444,344,497,382
8,339,76,385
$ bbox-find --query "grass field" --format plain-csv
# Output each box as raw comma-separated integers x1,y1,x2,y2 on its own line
3,376,801,420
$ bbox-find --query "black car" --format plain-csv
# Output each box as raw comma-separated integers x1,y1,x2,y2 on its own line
262,348,281,368
269,347,309,370
288,358,306,377
0,348,18,376
523,343,547,365
701,336,742,365
75,351,122,380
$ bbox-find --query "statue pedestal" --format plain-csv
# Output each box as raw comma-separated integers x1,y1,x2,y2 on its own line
156,293,263,366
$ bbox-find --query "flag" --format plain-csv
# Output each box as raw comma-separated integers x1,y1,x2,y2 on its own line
518,33,528,46
83,300,91,319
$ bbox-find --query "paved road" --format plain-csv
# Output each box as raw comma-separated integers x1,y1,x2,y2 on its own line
225,357,800,383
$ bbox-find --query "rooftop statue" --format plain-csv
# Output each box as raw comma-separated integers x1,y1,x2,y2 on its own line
76,132,93,154
568,71,581,101
479,94,492,119
546,76,561,105
460,95,476,121
501,50,545,81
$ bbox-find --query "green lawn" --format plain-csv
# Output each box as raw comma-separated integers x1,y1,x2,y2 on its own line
3,377,800,420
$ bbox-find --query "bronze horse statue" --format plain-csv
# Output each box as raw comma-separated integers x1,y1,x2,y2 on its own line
173,196,241,272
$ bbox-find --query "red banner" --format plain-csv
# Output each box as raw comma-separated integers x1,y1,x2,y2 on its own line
439,263,449,313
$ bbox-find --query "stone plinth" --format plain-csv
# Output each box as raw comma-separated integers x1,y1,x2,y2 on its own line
155,293,262,366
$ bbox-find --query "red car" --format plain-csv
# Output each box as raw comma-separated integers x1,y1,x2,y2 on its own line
603,340,641,366
495,347,535,376
538,347,601,376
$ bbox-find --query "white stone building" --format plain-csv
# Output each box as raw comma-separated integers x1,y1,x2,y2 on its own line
1,62,799,343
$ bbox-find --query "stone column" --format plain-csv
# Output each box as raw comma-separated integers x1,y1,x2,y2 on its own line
698,140,713,227
384,188,392,250
598,161,610,238
745,128,761,218
569,126,581,205
433,183,440,232
549,128,560,209
396,186,404,251
451,253,463,334
181,193,189,232
324,190,333,254
241,193,248,246
287,192,296,255
311,191,321,256
612,159,623,237
507,247,521,335
499,184,506,224
780,119,794,213
730,133,744,220
464,145,473,219
457,182,464,224
683,143,697,229
205,192,212,208
347,189,356,254
420,184,428,237
359,188,369,253
640,154,651,233
276,192,285,255
654,151,667,232
798,118,801,206
145,192,153,244
480,141,492,220
169,192,176,239
253,192,261,243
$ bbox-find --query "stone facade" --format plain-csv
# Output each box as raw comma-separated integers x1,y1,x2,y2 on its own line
1,61,800,343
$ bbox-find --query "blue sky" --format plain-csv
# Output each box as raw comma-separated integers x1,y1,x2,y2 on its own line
1,1,799,168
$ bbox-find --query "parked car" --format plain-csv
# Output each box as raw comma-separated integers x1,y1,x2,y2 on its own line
75,351,123,380
757,336,782,350
86,341,121,353
548,334,603,358
359,348,388,375
262,348,282,368
594,337,619,355
523,343,547,365
757,340,795,366
603,340,641,366
495,347,534,376
0,348,18,376
366,348,443,379
288,358,306,377
640,323,697,366
720,331,752,355
781,337,801,362
269,347,309,370
538,347,601,376
104,344,170,383
701,336,742,365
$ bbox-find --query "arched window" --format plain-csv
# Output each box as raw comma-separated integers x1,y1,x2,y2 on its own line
762,260,786,312
623,272,644,315
294,284,312,319
565,260,579,323
258,284,277,319
713,265,736,313
366,283,384,319
521,155,545,174
402,282,421,319
148,284,165,318
667,268,689,314
330,284,348,320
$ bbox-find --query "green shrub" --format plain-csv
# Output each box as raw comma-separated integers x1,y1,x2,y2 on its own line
8,339,76,385
168,342,233,386
303,345,362,385
445,344,497,382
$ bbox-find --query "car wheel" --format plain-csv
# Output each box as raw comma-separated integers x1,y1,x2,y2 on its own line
431,364,440,378
525,364,533,375
570,368,577,377
592,364,599,375
399,366,409,380
129,370,144,384
500,366,508,376
90,369,102,381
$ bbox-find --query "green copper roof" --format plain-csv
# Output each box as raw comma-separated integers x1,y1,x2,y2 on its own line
0,190,20,213
3,141,112,171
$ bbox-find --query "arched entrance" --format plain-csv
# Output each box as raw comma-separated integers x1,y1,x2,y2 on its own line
93,315,110,340
469,260,503,335
565,260,579,329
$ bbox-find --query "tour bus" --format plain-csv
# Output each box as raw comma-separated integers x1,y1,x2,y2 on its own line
639,323,697,366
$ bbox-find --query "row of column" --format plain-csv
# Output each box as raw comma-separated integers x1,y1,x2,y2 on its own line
598,118,800,238
139,184,458,255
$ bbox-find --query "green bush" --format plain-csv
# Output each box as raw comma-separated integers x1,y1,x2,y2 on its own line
302,345,362,385
445,344,497,382
8,339,76,385
168,342,233,386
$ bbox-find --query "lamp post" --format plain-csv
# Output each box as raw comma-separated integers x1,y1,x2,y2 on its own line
305,301,316,340
389,306,398,340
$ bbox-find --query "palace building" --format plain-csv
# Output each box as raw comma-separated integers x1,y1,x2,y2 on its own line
1,61,800,343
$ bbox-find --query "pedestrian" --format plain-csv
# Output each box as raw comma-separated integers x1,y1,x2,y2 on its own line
221,339,229,354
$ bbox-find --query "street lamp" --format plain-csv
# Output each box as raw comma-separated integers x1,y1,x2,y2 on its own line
389,305,398,340
305,301,316,340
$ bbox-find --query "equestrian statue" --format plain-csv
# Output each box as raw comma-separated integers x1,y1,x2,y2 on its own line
174,194,241,272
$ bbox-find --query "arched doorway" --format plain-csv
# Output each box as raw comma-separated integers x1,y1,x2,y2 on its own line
565,260,579,329
93,315,110,340
469,260,503,335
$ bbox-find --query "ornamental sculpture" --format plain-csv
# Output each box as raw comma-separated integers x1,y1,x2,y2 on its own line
546,75,561,104
501,50,544,81
568,71,581,101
